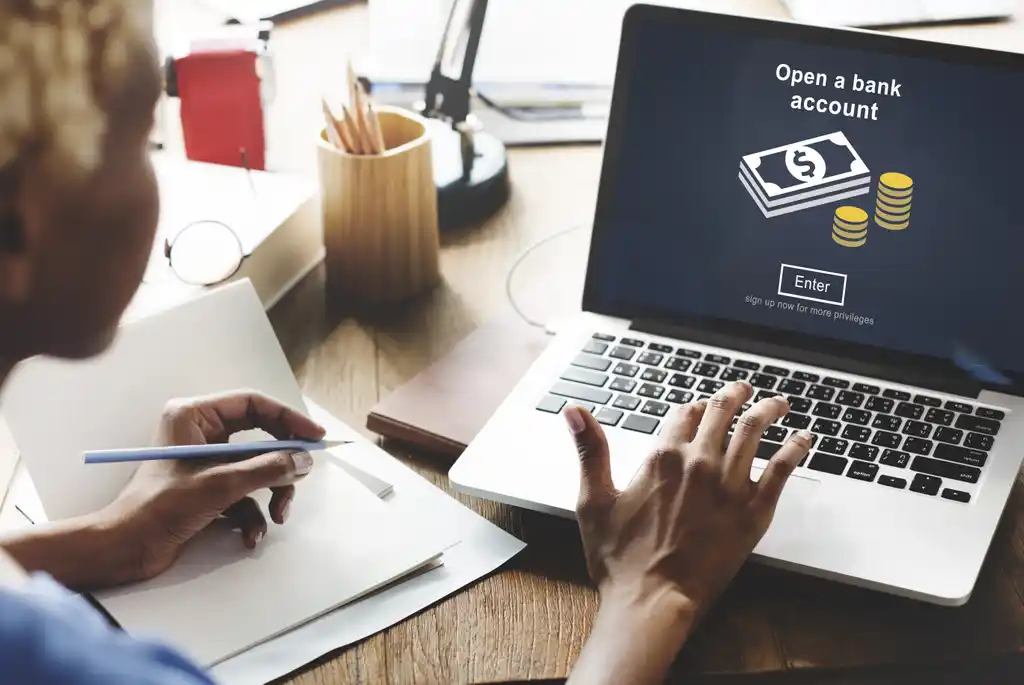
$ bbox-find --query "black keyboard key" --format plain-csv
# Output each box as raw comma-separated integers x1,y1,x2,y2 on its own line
612,362,639,377
883,389,911,401
807,385,835,401
697,395,711,402
910,473,942,496
903,437,933,455
924,408,954,427
734,360,760,371
847,460,878,482
933,427,963,445
765,425,788,442
622,414,659,434
872,431,902,448
637,352,664,366
621,338,645,347
842,408,871,426
613,395,642,411
697,379,724,394
811,419,841,436
668,374,696,389
640,368,668,383
942,489,971,503
609,346,636,361
793,371,820,383
536,395,566,414
749,373,778,390
642,400,670,417
835,391,865,408
849,443,879,461
720,368,749,382
945,401,973,413
560,367,609,388
865,396,894,413
895,402,924,420
550,382,612,405
872,414,901,432
880,449,910,468
819,437,849,455
902,420,932,439
777,379,807,395
573,353,612,372
853,383,881,395
954,414,1001,437
675,348,701,359
637,383,665,399
665,357,692,372
812,402,842,419
610,377,637,393
788,397,813,414
911,456,980,484
666,390,693,404
648,342,673,353
808,453,848,475
823,377,850,389
879,475,907,489
582,340,609,355
705,354,730,364
754,390,778,403
592,332,616,342
762,365,790,377
782,413,812,429
754,441,784,460
842,426,872,443
933,443,987,468
965,433,994,451
976,407,1006,421
914,394,942,408
692,363,721,377
595,408,624,426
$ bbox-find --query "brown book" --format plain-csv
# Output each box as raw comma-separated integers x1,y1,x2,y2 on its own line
367,318,552,457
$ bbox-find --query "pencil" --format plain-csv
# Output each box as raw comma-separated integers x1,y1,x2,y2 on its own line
367,102,386,154
340,104,365,155
351,82,376,154
321,97,344,149
334,106,358,153
83,439,353,465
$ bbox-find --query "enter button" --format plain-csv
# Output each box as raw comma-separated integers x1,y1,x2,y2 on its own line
778,264,847,306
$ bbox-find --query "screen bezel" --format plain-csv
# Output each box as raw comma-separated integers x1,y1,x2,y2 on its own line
582,4,1024,395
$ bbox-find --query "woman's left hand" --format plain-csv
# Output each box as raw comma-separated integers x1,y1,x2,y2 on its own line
102,390,325,583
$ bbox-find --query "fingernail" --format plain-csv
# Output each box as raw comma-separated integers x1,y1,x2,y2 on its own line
254,531,264,545
291,451,314,475
563,406,586,434
281,499,292,523
797,429,814,441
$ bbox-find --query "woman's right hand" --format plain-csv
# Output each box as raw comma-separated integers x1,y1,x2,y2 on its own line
565,381,812,684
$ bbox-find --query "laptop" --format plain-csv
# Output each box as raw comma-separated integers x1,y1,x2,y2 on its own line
449,5,1024,606
784,0,1015,28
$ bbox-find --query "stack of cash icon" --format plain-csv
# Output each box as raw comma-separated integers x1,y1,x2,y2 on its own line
832,206,869,248
875,172,913,230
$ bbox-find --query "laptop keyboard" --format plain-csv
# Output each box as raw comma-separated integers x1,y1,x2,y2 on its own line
536,332,1009,504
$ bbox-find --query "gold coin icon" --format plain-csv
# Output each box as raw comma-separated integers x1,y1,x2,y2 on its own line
835,206,869,224
879,172,913,192
834,216,869,232
875,206,911,223
875,215,910,231
877,197,911,214
833,223,867,241
833,233,866,248
877,188,913,207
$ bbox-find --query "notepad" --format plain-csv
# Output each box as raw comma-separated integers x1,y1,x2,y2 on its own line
0,280,450,666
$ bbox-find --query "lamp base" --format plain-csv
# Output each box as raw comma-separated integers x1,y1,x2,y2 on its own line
426,118,510,231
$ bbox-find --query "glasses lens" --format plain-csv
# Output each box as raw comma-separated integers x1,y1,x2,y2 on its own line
168,221,244,286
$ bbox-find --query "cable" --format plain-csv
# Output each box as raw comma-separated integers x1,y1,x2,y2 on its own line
505,224,585,330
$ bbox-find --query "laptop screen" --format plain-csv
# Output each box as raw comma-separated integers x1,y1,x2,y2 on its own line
585,7,1024,388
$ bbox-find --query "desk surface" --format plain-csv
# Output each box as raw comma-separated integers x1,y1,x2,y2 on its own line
170,1,1024,682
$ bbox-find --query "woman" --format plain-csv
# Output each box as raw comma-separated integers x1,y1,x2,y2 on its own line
0,2,812,683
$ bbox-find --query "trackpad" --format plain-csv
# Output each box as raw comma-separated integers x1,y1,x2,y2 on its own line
754,471,826,558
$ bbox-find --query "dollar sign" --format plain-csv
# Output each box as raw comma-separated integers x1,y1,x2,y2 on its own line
791,150,815,179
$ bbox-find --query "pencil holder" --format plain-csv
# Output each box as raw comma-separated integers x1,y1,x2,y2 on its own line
317,106,441,308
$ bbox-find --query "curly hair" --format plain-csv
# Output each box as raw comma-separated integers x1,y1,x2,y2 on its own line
0,0,150,181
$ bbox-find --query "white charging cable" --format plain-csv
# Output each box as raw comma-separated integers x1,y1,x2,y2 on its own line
504,224,585,331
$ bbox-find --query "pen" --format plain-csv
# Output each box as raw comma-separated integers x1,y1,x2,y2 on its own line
83,439,353,465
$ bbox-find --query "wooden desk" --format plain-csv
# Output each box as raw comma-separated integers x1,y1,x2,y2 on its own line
176,2,1024,682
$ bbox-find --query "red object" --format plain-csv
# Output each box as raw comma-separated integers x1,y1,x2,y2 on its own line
175,50,266,170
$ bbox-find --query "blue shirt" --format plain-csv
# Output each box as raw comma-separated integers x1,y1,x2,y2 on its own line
0,574,213,685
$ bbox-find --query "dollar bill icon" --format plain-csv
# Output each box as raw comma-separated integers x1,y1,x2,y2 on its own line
739,131,871,218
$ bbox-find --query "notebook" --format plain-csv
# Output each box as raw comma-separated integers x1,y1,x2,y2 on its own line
0,280,450,666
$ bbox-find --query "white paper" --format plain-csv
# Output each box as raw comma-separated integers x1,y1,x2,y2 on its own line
211,399,527,685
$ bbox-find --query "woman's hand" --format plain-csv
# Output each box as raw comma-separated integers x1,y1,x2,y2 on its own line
104,390,326,583
566,381,812,685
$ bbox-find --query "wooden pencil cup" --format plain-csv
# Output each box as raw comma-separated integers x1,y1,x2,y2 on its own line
318,106,441,308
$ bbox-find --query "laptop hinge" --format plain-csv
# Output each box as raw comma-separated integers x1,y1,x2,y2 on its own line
632,319,982,398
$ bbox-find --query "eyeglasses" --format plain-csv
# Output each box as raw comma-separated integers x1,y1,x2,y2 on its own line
144,219,246,286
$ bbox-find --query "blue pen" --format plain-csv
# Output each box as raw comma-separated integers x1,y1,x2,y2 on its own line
83,439,353,465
